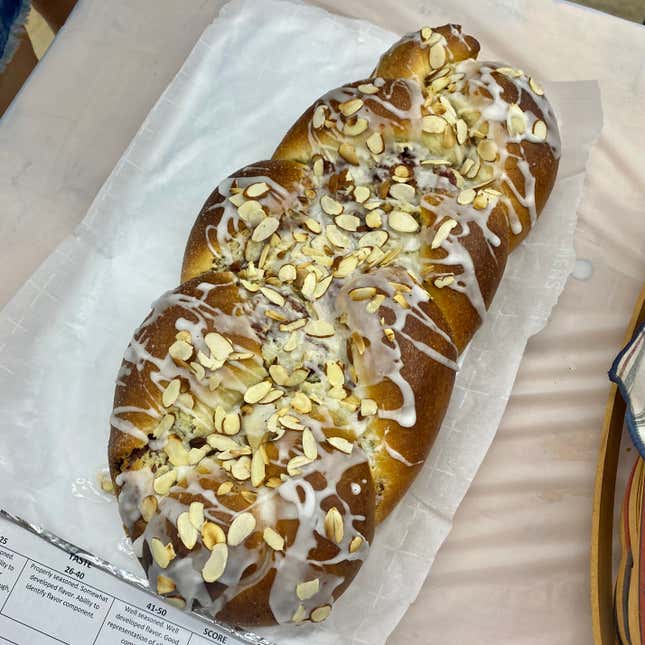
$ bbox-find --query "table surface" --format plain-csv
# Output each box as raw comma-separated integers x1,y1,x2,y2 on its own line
1,0,644,642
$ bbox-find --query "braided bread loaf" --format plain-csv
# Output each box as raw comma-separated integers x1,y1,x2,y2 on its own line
109,25,560,627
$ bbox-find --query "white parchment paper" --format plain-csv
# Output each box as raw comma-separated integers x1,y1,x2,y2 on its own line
0,1,602,643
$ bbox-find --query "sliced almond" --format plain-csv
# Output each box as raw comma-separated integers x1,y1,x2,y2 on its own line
529,77,544,96
222,412,241,435
292,604,307,623
353,185,370,203
139,495,158,523
227,512,256,546
202,521,226,550
260,286,286,307
388,210,419,233
312,105,327,129
202,543,228,582
169,340,192,361
335,256,358,278
365,209,383,229
302,428,318,461
326,224,351,249
456,118,468,145
434,275,455,288
349,287,376,301
457,188,476,205
175,330,192,343
344,117,369,136
313,275,333,299
245,182,270,199
324,507,343,544
279,415,305,431
164,435,189,467
205,332,234,361
162,379,181,408
420,26,433,41
389,183,415,202
287,455,311,476
431,218,458,249
269,364,289,386
311,605,332,623
422,115,446,134
305,218,322,234
278,263,297,283
231,456,251,481
150,538,175,569
338,143,359,165
244,380,273,404
252,217,280,242
335,214,360,232
338,98,363,116
349,536,363,553
207,434,238,452
532,119,547,141
283,332,299,353
507,103,526,135
325,361,344,387
157,575,176,595
313,156,324,176
477,139,498,162
153,469,177,496
238,200,264,222
217,481,234,496
177,511,199,549
251,450,266,487
320,195,343,216
291,392,313,414
429,43,446,69
296,578,320,600
263,527,285,551
360,398,378,416
153,414,175,439
287,368,310,386
366,131,384,155
304,319,334,338
358,230,388,248
328,436,353,454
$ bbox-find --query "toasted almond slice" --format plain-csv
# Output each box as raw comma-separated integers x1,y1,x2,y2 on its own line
292,604,307,623
302,428,318,461
139,495,158,522
335,214,360,232
431,218,458,249
422,115,446,134
278,263,297,282
431,75,451,93
190,362,206,381
244,380,273,404
477,139,498,162
216,481,234,496
529,77,544,96
269,364,289,386
335,256,358,278
187,502,204,531
360,398,378,416
287,368,310,386
324,507,343,544
153,469,177,496
312,105,327,129
311,605,332,623
507,103,526,135
222,412,241,435
338,143,359,165
251,450,266,487
296,578,320,600
260,388,284,404
420,26,433,41
313,275,333,299
532,119,547,141
229,192,245,207
157,575,176,595
388,210,419,233
177,511,199,549
205,332,234,361
164,435,189,467
389,183,415,202
338,98,363,116
358,230,388,248
325,361,344,387
291,392,313,414
304,319,334,337
313,156,324,176
162,379,181,408
366,131,384,155
245,182,270,199
344,117,369,136
202,543,228,582
473,191,489,210
169,340,193,361
456,118,468,145
305,217,322,234
358,82,379,94
353,185,370,203
240,279,260,293
328,386,347,400
283,331,299,353
260,286,285,307
365,209,383,229
238,200,264,223
252,217,280,242
150,538,175,569
434,275,455,288
326,224,351,249
153,414,174,439
320,195,343,216
228,513,256,546
421,158,451,166
301,272,317,300
429,43,446,69
207,435,238,452
287,455,311,476
457,188,476,205
263,527,285,551
349,535,363,553
328,436,353,454
280,415,305,431
393,165,410,179
349,287,376,301
231,457,251,481
202,521,226,550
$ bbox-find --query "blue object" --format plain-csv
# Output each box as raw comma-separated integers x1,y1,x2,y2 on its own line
0,0,31,72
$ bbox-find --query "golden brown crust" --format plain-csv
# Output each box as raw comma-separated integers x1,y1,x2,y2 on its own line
110,24,561,627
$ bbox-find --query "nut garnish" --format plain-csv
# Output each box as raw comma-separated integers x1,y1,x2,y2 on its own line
389,182,415,202
533,119,547,141
150,539,176,569
177,511,199,549
139,495,158,522
507,103,526,135
263,527,285,551
244,380,273,404
202,522,226,549
278,263,297,282
388,210,419,233
354,185,370,203
157,575,176,595
349,536,363,553
344,117,369,136
304,320,334,337
162,379,181,407
202,543,228,582
291,392,313,413
350,287,377,301
222,412,241,435
366,131,384,155
311,605,332,623
312,105,327,129
357,82,379,94
153,469,177,496
169,340,192,361
529,77,544,96
339,142,359,165
320,195,343,216
324,507,344,544
205,332,233,361
189,502,204,530
422,115,446,134
251,450,266,487
302,428,318,460
338,98,363,116
360,398,378,416
365,209,383,228
292,604,307,623
457,188,476,205
327,436,354,454
296,578,320,600
434,275,455,288
431,218,458,249
477,139,497,162
252,217,280,242
227,512,256,546
245,182,270,199
335,214,360,232
217,481,234,496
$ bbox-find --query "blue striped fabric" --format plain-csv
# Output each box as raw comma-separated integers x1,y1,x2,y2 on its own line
0,0,31,72
610,323,645,458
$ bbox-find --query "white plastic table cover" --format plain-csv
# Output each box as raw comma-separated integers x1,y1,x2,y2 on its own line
0,1,644,643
